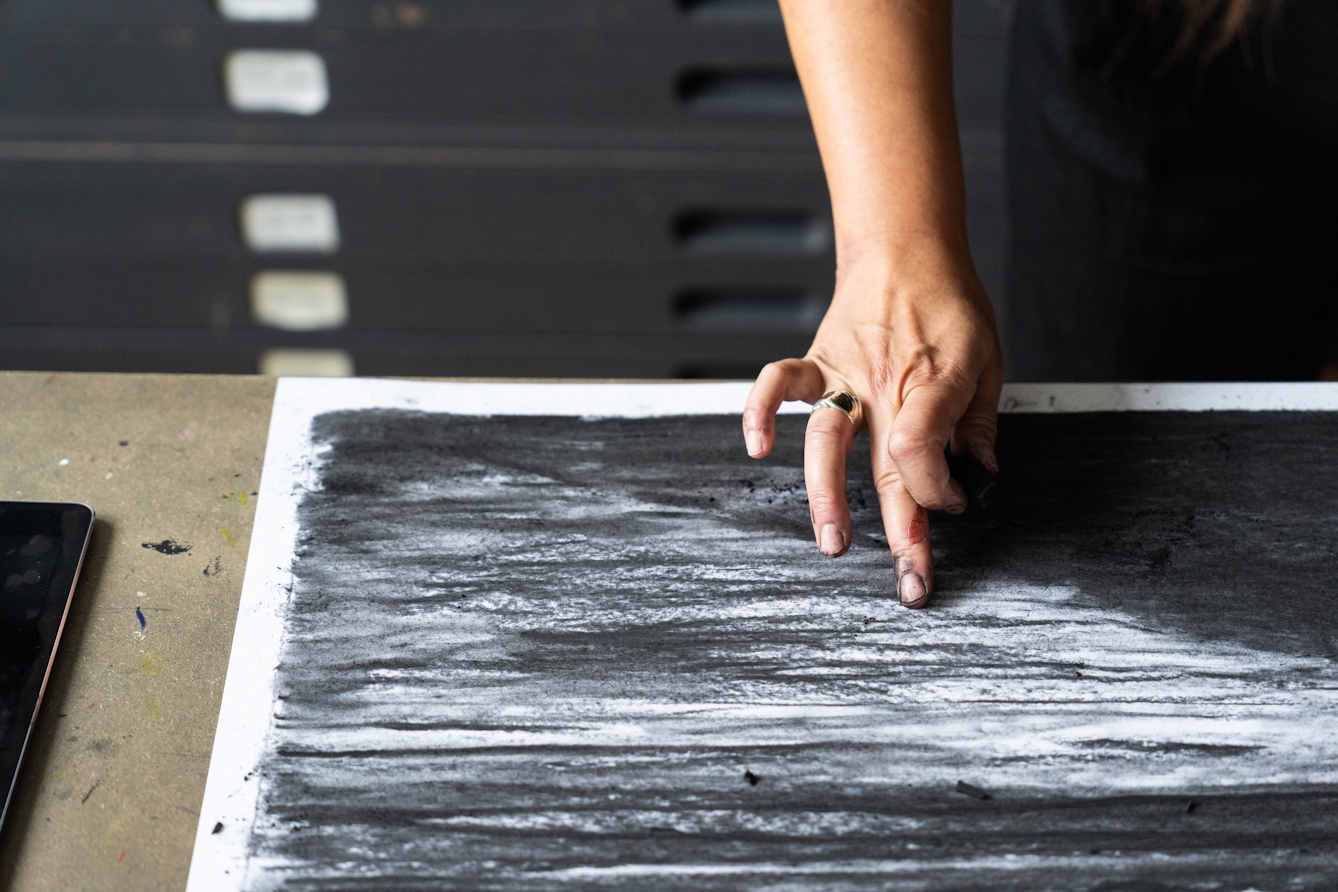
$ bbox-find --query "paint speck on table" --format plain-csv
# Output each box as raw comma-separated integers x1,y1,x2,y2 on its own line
116,852,125,864
181,421,199,441
218,526,235,548
142,540,191,555
118,439,129,446
105,472,113,479
58,458,69,466
135,607,147,631
145,696,162,718
81,772,98,804
140,654,163,678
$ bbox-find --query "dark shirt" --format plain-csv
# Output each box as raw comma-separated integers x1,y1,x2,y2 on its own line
1004,0,1338,381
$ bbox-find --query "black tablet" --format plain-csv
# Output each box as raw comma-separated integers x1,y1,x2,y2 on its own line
0,501,94,830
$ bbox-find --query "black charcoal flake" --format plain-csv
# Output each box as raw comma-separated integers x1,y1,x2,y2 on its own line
956,781,990,800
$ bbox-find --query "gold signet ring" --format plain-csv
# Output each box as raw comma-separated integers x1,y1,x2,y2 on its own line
812,390,862,428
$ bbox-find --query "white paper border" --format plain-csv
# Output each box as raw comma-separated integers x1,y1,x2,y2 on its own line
186,379,1338,888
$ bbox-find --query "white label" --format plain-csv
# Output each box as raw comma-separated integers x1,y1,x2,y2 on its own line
217,0,317,22
251,271,348,331
224,50,329,115
256,347,353,377
258,349,354,377
240,194,340,254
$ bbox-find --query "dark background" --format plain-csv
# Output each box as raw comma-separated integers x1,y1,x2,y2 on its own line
0,0,1010,378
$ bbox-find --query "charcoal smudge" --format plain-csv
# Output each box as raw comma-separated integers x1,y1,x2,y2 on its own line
237,410,1338,890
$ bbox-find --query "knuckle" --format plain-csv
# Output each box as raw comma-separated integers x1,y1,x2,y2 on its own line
900,351,941,388
754,360,790,387
805,491,847,517
871,466,903,496
893,553,919,577
805,412,850,440
887,426,938,462
741,405,771,429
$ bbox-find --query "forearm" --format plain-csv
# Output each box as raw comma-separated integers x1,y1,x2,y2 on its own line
779,0,969,275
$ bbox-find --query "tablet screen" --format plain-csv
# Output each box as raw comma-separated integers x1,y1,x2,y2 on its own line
0,502,94,828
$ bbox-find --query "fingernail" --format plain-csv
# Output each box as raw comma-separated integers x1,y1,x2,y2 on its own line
745,430,763,457
946,501,966,515
819,523,845,556
899,572,928,607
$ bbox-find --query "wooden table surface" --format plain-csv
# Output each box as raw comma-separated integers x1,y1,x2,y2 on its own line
0,372,276,892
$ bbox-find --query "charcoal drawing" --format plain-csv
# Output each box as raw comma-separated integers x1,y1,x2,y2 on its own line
230,407,1338,890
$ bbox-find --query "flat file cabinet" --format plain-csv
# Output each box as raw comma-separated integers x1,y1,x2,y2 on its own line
0,0,1007,377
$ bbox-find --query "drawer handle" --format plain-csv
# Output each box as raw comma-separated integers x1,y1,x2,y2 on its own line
258,349,354,377
676,287,825,331
217,0,318,23
676,67,805,114
676,0,782,24
240,194,341,254
224,49,330,115
674,211,830,256
251,271,348,331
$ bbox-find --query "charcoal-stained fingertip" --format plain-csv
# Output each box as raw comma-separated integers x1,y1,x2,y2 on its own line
819,523,847,557
898,571,928,607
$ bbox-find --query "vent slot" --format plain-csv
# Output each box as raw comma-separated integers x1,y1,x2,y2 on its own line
674,211,830,256
676,287,825,332
676,68,805,114
676,0,782,24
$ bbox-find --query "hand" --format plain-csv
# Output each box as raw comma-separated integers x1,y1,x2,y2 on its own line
742,244,1003,607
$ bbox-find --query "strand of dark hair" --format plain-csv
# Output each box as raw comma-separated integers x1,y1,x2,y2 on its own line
1145,0,1286,64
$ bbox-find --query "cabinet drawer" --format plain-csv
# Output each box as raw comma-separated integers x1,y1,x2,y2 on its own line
0,24,803,128
0,327,807,378
0,160,830,264
0,0,782,31
0,255,833,336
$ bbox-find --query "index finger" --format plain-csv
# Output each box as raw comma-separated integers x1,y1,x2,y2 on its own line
742,359,826,458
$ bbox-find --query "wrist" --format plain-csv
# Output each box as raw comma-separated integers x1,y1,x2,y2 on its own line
830,229,988,314
835,224,971,278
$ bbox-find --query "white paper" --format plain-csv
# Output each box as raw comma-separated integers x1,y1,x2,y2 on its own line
187,380,1338,890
